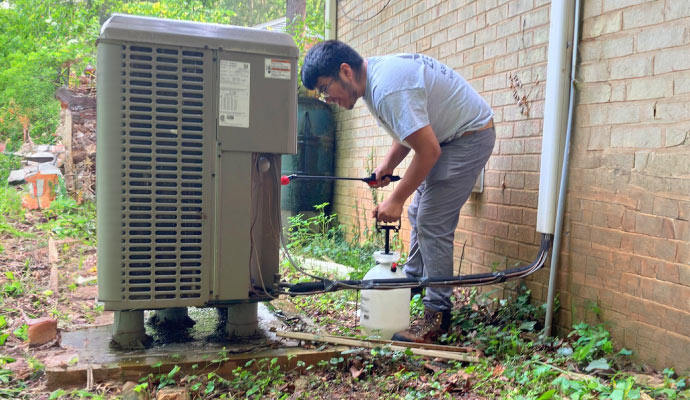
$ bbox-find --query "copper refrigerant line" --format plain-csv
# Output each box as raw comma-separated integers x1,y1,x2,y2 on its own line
277,173,553,296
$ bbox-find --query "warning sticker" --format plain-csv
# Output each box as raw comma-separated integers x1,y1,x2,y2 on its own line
219,60,250,128
265,58,291,80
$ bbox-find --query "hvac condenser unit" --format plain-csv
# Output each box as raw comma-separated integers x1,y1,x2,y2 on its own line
96,14,297,346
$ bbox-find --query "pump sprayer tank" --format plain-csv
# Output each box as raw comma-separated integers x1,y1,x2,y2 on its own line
360,251,410,339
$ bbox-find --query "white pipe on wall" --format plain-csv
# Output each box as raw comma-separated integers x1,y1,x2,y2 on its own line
544,0,581,337
325,0,336,40
537,1,576,235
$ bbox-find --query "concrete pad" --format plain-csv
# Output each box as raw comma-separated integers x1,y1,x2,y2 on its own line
45,304,345,390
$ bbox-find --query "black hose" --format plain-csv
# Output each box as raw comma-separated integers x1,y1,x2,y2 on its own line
286,234,553,295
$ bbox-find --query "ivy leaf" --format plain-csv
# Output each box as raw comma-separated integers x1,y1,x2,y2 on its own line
519,321,537,331
536,389,556,400
556,346,573,357
48,389,66,400
610,388,624,400
584,358,610,372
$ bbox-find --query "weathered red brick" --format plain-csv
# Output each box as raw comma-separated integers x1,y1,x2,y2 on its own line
619,273,641,296
497,206,522,224
635,213,663,236
28,318,58,346
495,239,520,258
485,220,509,238
657,263,680,284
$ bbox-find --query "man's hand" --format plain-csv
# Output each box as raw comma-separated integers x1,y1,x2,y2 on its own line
370,164,394,188
372,197,404,223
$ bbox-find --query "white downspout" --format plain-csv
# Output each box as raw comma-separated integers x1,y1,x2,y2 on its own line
537,1,576,235
538,1,579,336
325,0,336,40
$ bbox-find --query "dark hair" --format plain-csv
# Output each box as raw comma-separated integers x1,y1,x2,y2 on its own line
301,40,364,90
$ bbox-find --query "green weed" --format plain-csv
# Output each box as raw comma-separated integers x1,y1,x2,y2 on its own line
285,202,379,279
39,186,96,244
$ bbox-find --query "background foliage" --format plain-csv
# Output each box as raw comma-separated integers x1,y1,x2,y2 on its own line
0,0,324,149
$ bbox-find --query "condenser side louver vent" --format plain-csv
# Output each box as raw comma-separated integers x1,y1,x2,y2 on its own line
119,44,213,305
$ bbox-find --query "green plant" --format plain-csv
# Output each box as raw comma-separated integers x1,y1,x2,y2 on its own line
569,322,614,364
0,154,27,236
12,323,28,341
285,202,379,279
0,0,108,144
1,271,23,298
40,187,96,243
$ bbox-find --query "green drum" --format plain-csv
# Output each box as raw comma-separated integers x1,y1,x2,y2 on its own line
281,96,335,213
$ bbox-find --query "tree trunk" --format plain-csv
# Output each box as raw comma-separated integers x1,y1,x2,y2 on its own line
286,0,306,24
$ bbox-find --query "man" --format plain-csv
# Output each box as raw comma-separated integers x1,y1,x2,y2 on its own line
301,40,496,343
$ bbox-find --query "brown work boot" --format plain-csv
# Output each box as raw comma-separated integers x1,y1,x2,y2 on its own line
391,308,451,343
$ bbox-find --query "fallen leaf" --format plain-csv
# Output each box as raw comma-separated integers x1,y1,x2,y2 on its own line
5,358,31,380
277,382,295,394
492,364,505,377
629,372,665,388
423,362,441,374
349,365,363,379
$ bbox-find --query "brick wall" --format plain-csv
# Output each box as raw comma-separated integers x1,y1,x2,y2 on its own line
331,0,689,372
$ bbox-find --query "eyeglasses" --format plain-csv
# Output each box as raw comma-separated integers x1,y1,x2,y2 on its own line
318,78,337,99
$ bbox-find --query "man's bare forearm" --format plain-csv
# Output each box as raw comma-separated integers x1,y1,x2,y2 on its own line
380,141,411,172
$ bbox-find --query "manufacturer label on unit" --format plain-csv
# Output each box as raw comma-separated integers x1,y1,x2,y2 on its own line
264,58,291,80
219,60,250,128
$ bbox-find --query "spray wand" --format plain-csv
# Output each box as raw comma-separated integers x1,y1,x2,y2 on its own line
281,173,400,187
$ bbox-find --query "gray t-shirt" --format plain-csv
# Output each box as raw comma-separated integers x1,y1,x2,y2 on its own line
363,54,493,147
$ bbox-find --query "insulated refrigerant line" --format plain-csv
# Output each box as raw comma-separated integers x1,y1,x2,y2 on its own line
281,234,553,295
